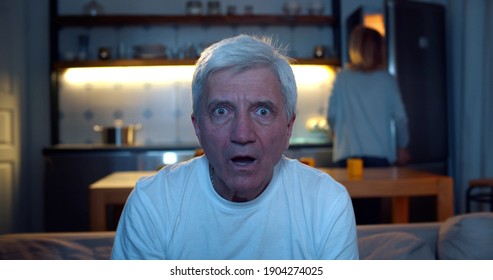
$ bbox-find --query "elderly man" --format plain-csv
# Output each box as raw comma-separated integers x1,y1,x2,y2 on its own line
111,34,358,260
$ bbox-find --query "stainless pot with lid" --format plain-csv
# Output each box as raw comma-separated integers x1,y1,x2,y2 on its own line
93,120,142,146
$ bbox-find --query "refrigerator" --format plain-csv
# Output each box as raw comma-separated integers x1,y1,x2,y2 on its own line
346,0,449,175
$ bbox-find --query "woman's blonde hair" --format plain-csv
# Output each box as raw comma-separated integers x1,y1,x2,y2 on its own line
348,25,387,71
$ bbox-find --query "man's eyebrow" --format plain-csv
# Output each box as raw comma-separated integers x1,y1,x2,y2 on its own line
206,99,279,111
206,99,233,109
255,100,276,108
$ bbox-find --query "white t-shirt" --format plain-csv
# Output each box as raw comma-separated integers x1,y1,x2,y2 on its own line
111,155,358,260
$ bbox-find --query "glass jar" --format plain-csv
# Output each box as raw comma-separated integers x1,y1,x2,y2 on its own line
207,1,221,15
186,1,202,15
83,0,104,16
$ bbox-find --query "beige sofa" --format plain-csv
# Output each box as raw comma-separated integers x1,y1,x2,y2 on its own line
1,213,492,260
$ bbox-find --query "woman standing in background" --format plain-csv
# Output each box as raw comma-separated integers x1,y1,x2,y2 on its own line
328,25,410,168
328,25,410,223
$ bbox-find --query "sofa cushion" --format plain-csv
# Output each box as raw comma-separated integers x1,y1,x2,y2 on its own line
0,232,114,260
357,223,440,251
438,212,493,260
358,232,435,260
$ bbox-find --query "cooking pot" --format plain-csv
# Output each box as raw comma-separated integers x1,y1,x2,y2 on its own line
93,122,142,146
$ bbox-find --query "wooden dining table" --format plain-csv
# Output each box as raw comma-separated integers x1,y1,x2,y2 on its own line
317,167,454,224
89,167,454,231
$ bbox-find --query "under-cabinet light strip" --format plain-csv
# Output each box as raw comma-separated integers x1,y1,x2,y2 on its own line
62,65,336,86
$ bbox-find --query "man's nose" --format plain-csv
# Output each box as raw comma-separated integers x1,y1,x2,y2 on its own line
230,112,256,144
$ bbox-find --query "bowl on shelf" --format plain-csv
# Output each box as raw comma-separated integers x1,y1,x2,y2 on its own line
133,44,167,59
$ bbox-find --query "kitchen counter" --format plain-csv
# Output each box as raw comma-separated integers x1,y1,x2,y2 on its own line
43,143,335,168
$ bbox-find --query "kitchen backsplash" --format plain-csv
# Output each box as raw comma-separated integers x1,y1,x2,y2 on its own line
58,65,336,145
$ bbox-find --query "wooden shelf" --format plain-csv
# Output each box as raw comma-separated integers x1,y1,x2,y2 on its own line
54,14,336,28
53,59,197,69
292,58,340,65
53,58,339,69
51,13,340,70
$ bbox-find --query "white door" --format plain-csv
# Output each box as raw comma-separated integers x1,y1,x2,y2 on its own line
0,0,23,234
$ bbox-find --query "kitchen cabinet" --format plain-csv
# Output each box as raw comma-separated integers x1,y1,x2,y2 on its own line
43,145,197,231
44,150,138,231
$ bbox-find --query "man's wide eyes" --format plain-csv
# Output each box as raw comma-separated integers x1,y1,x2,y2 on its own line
211,105,272,118
214,107,227,115
257,107,271,116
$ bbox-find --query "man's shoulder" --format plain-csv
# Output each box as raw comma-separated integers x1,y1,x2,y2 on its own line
160,155,206,175
279,157,345,191
135,156,207,191
277,157,351,213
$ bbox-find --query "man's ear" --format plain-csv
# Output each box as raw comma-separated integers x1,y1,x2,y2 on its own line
285,114,296,149
191,114,201,144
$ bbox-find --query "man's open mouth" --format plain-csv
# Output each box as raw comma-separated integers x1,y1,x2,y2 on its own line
231,156,256,166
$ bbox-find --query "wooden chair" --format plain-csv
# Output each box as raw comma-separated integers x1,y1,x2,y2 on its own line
466,178,493,212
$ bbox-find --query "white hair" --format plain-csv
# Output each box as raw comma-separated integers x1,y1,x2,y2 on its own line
191,34,297,121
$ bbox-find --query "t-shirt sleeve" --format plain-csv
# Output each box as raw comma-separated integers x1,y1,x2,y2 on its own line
111,181,166,260
316,177,359,260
